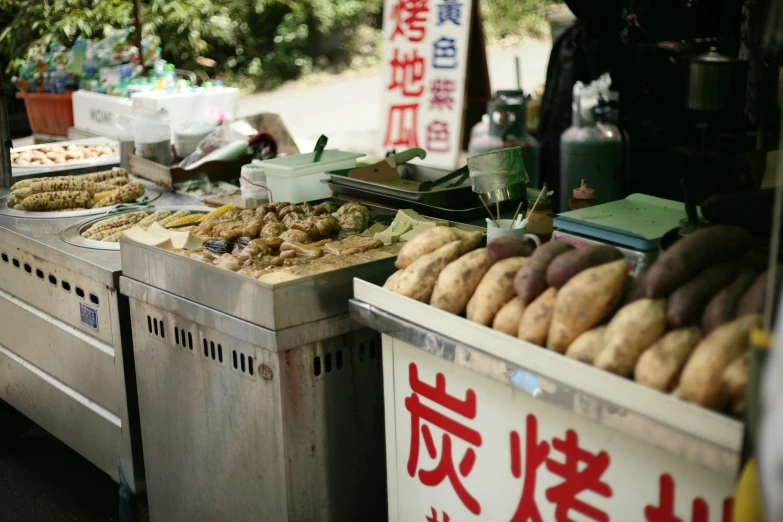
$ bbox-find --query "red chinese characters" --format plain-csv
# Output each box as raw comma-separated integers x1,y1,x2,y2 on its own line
645,474,734,522
509,414,613,522
426,507,451,522
384,104,420,148
426,121,450,152
406,362,483,515
388,49,426,97
429,79,456,110
390,0,430,42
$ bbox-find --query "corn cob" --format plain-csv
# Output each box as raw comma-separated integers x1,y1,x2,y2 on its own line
93,177,129,191
83,168,127,183
94,181,145,208
137,210,172,229
84,211,147,235
30,178,97,195
157,210,191,227
163,213,207,228
93,190,114,204
101,224,136,242
204,204,235,220
7,195,15,205
11,176,73,191
19,191,93,211
13,187,32,200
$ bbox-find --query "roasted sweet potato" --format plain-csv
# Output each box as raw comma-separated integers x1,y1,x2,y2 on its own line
565,326,606,365
466,257,527,326
391,241,464,302
643,225,752,298
514,241,574,302
721,352,751,415
701,267,757,333
594,299,667,376
517,287,556,346
546,245,624,289
547,259,628,353
736,267,783,318
486,237,532,266
492,297,526,336
383,270,405,291
431,249,491,314
666,262,739,328
395,226,457,269
634,327,702,392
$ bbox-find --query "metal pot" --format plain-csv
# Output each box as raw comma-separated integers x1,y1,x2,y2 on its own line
686,48,748,112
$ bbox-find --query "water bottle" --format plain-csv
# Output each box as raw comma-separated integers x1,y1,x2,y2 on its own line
70,32,87,75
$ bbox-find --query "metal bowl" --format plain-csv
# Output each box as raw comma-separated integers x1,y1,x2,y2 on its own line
60,205,210,251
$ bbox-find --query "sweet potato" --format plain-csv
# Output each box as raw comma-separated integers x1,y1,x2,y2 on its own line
721,352,751,415
666,262,739,328
634,327,702,392
391,241,464,302
546,245,624,289
453,229,483,254
736,267,783,318
467,257,527,326
677,314,761,408
431,249,491,314
643,225,752,298
701,267,757,333
594,299,667,376
547,259,628,353
517,287,557,346
395,226,458,269
514,241,574,302
383,270,405,291
486,237,532,265
565,326,606,365
492,297,526,336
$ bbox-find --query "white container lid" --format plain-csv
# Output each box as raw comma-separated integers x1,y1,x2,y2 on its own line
261,150,365,178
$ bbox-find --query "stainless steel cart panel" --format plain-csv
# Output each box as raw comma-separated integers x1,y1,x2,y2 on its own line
121,276,386,522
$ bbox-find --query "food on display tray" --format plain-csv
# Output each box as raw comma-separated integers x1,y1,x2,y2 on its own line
382,224,772,416
10,144,115,166
8,168,147,212
80,209,207,243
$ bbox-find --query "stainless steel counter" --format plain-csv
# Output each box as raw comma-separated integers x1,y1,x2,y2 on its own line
0,184,203,496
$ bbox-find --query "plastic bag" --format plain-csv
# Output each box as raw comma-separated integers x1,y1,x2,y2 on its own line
178,119,257,168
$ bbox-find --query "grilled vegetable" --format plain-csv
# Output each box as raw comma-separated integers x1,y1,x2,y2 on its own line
204,240,234,255
157,210,191,227
137,210,172,230
101,223,137,242
19,190,93,211
11,176,70,191
13,187,32,201
93,177,129,191
164,213,207,228
94,181,145,208
30,178,97,195
93,190,115,204
203,204,236,220
83,212,147,238
84,168,127,183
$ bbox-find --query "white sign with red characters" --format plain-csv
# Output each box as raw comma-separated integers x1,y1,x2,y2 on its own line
383,335,736,522
380,0,472,168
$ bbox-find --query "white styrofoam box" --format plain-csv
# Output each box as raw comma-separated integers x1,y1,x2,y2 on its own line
72,88,240,139
72,90,134,139
261,150,365,203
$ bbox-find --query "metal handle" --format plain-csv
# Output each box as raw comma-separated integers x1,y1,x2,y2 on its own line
388,147,426,167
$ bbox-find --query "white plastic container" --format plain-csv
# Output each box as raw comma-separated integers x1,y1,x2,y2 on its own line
240,163,270,209
260,150,365,203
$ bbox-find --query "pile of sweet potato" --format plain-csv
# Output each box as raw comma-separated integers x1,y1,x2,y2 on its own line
383,225,774,416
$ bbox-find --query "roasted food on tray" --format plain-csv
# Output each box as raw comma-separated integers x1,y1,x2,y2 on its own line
10,144,115,166
80,209,209,243
382,225,772,418
8,168,146,212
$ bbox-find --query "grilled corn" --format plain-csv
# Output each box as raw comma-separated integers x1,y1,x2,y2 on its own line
138,210,172,230
157,210,191,227
204,204,235,219
102,224,136,242
83,211,148,238
93,190,115,204
94,181,145,208
13,187,32,201
84,168,128,183
163,213,207,228
94,177,129,191
19,191,93,211
11,176,72,191
30,179,97,195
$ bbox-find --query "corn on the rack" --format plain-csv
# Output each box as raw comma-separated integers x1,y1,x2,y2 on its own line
7,195,16,205
83,211,148,238
101,224,136,242
164,213,207,228
93,190,114,204
93,177,129,192
19,191,93,211
11,176,73,191
84,168,127,183
137,210,172,230
203,204,235,220
157,210,191,227
30,179,97,195
13,187,32,201
94,181,145,208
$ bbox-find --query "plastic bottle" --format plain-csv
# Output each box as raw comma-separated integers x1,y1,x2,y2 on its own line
70,33,87,74
568,179,600,211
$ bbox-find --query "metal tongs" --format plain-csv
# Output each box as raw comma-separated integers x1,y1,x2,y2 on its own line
417,165,470,192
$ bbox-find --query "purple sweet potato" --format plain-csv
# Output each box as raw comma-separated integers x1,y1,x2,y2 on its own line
513,241,574,302
666,262,739,328
546,245,624,289
701,267,758,333
486,237,533,265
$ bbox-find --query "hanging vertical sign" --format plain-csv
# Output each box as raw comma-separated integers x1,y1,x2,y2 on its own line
380,0,474,169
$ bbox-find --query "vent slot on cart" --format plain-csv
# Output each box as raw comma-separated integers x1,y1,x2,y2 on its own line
200,336,224,364
173,327,195,351
1,253,7,263
147,315,166,340
231,349,253,376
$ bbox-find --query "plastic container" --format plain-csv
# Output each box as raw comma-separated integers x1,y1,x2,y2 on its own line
16,92,74,136
568,178,600,211
260,150,365,203
240,163,270,209
174,121,215,158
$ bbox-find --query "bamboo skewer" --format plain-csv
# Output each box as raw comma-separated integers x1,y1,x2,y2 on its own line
526,183,547,219
479,195,499,227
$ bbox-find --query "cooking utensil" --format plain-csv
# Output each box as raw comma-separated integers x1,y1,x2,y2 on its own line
418,165,469,192
347,147,426,181
685,48,747,112
313,135,328,162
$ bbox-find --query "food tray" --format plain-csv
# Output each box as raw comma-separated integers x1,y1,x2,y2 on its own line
327,181,521,223
11,137,120,178
0,188,163,220
328,164,476,206
60,205,211,251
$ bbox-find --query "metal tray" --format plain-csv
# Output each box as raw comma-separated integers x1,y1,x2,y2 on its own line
328,164,476,206
11,137,120,178
60,204,211,251
0,188,163,219
327,181,520,223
